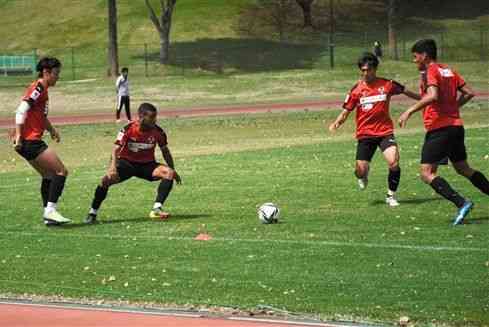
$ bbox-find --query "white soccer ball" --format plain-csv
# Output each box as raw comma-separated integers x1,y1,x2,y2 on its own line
257,203,280,224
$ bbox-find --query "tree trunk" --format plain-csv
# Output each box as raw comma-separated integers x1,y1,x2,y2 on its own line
144,0,177,65
159,31,170,64
296,0,314,28
107,0,119,76
387,0,399,60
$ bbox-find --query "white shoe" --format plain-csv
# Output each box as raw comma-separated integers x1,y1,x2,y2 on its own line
43,210,71,225
358,177,368,190
386,195,400,207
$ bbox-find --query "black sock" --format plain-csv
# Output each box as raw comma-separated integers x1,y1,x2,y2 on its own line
388,168,401,192
430,176,466,208
48,175,66,204
41,178,51,207
91,185,109,210
469,171,489,195
155,179,173,205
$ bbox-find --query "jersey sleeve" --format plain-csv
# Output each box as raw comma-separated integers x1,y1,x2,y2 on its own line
342,85,359,111
115,126,129,146
22,82,45,106
389,80,405,95
158,131,168,147
426,65,440,88
454,71,466,90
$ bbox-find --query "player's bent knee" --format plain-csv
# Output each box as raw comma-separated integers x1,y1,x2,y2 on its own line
419,171,433,184
155,166,175,180
101,175,117,187
55,167,68,177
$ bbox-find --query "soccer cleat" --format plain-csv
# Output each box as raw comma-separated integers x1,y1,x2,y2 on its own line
453,201,473,226
116,119,121,123
43,210,71,225
149,208,170,220
84,213,98,225
385,194,400,207
357,177,368,190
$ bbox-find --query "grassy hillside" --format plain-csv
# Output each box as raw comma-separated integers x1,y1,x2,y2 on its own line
0,0,487,53
0,0,250,51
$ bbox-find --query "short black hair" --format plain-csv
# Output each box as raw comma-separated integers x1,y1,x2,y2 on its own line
138,102,157,115
357,52,379,69
121,67,128,73
411,39,437,60
36,57,62,77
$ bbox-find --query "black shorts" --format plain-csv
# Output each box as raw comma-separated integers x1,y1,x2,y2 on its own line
356,134,397,161
117,159,161,182
15,140,48,161
421,126,467,164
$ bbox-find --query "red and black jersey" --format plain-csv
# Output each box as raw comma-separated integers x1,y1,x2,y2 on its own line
116,121,167,163
343,78,404,139
21,79,49,140
420,62,465,131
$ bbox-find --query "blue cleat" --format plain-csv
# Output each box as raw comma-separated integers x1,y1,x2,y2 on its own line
453,201,473,226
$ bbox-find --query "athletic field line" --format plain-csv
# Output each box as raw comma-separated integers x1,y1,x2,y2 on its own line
0,231,485,253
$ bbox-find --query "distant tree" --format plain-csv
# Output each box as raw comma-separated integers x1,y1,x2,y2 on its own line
235,0,299,42
386,0,399,60
295,0,315,28
144,0,177,64
107,0,119,76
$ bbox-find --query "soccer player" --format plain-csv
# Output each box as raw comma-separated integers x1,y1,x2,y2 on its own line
329,52,420,206
13,57,71,226
398,39,489,225
115,67,131,122
85,102,181,224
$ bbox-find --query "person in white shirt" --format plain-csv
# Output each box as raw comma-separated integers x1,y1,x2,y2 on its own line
115,67,131,122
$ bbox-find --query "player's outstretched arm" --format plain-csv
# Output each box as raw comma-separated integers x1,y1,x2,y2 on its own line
403,89,421,100
457,84,475,108
161,146,182,184
329,109,351,132
399,86,438,128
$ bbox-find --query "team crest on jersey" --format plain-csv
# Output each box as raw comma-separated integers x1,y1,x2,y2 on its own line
147,136,156,144
378,87,385,94
438,68,454,77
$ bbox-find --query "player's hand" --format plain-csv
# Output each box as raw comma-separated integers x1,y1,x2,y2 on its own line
174,171,182,185
50,128,61,142
398,111,411,128
328,122,339,133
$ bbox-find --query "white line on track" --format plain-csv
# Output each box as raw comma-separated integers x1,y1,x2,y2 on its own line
0,231,485,253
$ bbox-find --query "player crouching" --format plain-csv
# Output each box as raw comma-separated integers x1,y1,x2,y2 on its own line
85,103,181,224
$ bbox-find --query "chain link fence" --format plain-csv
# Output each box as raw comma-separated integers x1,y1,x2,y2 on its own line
2,27,487,81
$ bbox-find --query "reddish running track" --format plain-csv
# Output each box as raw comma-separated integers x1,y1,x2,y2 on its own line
0,303,340,327
1,93,487,130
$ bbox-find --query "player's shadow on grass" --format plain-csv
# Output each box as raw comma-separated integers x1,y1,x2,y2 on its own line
58,214,212,229
466,216,489,224
370,197,442,206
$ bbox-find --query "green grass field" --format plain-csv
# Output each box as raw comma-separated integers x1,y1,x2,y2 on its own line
1,106,488,326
